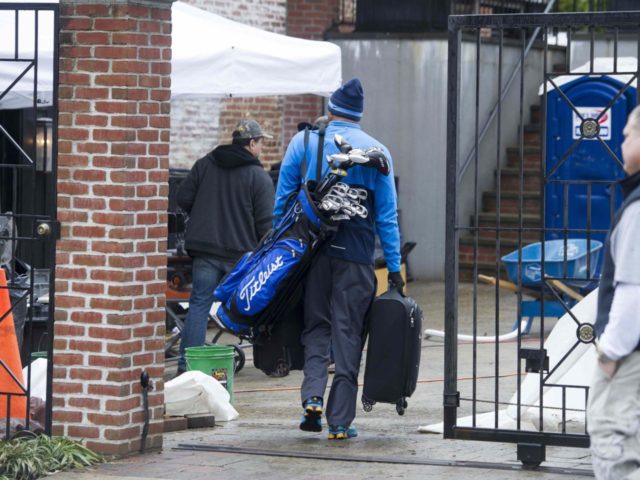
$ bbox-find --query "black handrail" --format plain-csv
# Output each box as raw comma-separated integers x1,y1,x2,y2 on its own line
457,0,558,185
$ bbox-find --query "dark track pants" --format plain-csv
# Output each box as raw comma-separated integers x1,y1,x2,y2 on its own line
300,253,375,427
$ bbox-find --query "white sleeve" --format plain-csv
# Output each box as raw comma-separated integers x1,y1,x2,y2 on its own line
598,283,640,361
611,202,640,285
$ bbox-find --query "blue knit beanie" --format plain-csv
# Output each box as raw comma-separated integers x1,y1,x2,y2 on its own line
328,78,364,121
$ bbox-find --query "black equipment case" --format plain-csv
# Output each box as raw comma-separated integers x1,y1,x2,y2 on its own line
252,287,305,377
362,288,423,415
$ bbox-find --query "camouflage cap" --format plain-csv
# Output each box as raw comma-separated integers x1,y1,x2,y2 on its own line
232,119,273,140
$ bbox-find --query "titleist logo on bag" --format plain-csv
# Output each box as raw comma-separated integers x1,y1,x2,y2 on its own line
238,255,284,312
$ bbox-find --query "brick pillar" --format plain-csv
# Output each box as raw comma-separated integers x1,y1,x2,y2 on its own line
54,0,171,455
284,0,340,141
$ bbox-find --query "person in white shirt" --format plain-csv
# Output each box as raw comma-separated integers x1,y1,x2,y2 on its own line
587,105,640,480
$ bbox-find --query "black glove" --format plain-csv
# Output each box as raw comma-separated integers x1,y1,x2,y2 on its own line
388,271,405,295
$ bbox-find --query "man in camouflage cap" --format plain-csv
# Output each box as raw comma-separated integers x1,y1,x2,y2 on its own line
176,119,275,375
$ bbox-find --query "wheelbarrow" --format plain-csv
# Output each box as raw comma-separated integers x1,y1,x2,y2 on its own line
485,239,603,335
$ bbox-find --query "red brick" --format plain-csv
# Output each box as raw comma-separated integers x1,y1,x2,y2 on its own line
72,226,106,238
108,255,144,268
62,18,92,31
105,313,143,326
88,355,130,368
93,129,136,142
56,268,88,280
90,269,134,282
76,59,110,72
72,196,106,210
106,397,141,411
95,74,138,87
70,368,103,381
76,4,110,16
88,384,131,397
59,127,90,141
68,426,100,439
58,182,89,195
94,18,138,31
57,239,87,252
75,87,109,100
111,115,147,128
106,340,143,354
93,184,136,197
60,72,90,85
88,327,132,341
109,199,145,211
139,20,161,33
93,212,135,226
53,382,84,394
68,339,103,353
71,282,104,295
112,60,149,74
113,33,149,46
53,410,83,423
76,115,109,127
77,142,109,154
90,298,133,311
95,101,137,114
70,311,103,324
55,324,86,336
76,32,110,45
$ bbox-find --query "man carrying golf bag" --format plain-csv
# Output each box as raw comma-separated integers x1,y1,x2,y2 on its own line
274,78,403,440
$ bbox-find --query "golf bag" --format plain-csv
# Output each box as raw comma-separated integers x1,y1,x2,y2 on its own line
213,183,336,339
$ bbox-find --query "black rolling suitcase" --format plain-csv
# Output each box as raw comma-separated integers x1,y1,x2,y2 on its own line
362,288,423,415
252,288,305,377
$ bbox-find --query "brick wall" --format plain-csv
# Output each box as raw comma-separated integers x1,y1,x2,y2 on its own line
54,0,171,455
170,0,287,169
283,0,340,143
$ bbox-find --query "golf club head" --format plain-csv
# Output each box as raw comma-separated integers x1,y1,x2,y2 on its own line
364,148,390,176
334,134,352,153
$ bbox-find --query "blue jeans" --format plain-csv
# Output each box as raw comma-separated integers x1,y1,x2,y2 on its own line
178,256,234,371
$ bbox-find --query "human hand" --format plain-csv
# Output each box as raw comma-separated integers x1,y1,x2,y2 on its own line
388,271,404,295
598,358,618,379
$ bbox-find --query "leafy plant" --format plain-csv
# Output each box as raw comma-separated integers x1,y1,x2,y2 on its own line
0,435,103,480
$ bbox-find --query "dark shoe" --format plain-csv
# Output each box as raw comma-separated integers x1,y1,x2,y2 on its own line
328,424,358,440
299,396,323,432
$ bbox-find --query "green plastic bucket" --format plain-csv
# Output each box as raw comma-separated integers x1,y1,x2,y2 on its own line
185,345,235,403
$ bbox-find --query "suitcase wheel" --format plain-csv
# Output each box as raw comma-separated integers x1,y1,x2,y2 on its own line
395,399,408,416
361,395,375,412
268,359,290,378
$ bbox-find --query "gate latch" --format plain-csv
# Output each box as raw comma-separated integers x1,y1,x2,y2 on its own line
519,348,549,373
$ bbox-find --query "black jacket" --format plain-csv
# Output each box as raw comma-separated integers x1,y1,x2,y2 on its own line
177,144,275,262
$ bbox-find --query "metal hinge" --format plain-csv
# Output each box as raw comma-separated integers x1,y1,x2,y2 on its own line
443,391,460,407
519,348,549,373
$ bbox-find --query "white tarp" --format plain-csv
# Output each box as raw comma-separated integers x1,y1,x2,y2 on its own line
0,1,341,109
420,288,598,434
171,2,341,98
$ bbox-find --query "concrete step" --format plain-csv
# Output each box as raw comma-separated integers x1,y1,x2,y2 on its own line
475,211,541,227
506,146,542,168
482,190,541,214
499,168,541,192
459,236,525,262
530,104,541,125
524,124,542,146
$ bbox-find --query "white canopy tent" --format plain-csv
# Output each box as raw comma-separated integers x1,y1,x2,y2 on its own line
0,0,342,110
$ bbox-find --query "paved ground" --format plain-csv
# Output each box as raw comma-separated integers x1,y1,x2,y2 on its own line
51,281,594,479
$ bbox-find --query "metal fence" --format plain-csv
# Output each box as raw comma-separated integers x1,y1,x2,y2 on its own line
0,2,59,439
445,10,640,466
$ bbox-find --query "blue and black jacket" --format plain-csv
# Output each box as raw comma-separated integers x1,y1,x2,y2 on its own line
273,120,401,273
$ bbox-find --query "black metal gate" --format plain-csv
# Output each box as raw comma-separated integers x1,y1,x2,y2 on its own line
0,2,58,439
445,9,640,466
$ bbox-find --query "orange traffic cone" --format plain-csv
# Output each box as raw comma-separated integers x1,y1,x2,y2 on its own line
0,268,27,419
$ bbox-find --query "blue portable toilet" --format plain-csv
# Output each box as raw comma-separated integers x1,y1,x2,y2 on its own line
544,58,636,268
